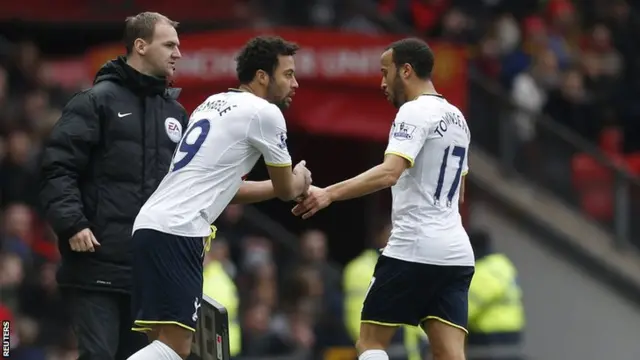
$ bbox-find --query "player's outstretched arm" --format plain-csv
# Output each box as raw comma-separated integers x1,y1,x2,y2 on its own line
292,154,408,219
230,161,311,203
231,180,276,204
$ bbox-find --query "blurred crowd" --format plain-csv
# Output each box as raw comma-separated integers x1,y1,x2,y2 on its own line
262,0,640,153
1,0,639,359
467,0,640,153
0,40,78,360
211,206,347,358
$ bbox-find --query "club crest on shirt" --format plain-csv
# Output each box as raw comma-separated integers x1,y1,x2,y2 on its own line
392,122,416,141
165,117,183,143
276,131,288,150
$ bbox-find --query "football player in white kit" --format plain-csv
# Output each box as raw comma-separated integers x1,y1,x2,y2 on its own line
293,38,473,360
126,36,311,360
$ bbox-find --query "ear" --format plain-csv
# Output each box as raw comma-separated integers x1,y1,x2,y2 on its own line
134,38,147,56
256,70,269,86
401,63,412,79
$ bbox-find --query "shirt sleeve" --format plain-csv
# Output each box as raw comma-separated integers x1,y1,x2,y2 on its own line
249,104,293,167
384,103,430,168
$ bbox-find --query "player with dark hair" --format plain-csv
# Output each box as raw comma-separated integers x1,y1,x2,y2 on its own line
293,37,473,360
125,36,311,360
236,37,299,86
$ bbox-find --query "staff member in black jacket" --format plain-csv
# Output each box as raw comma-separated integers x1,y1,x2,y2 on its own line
39,12,187,360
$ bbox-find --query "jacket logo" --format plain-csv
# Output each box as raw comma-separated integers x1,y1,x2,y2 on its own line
165,117,183,143
117,112,132,118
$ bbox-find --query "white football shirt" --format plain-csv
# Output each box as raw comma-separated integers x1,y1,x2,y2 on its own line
381,94,474,266
133,90,292,237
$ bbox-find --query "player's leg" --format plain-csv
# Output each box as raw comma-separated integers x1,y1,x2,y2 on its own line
420,265,475,360
423,320,467,360
150,324,194,358
146,329,160,343
357,323,397,360
357,256,422,360
127,229,204,359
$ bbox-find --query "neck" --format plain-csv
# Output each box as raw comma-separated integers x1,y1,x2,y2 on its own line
126,56,155,77
406,80,438,101
238,83,267,99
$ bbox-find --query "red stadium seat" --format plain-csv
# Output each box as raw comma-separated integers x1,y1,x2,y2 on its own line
625,153,640,176
580,186,613,220
599,127,622,155
571,153,612,191
623,153,640,204
571,153,617,220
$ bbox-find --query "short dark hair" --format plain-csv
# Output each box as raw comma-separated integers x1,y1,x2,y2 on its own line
387,38,434,80
124,12,179,56
235,36,300,84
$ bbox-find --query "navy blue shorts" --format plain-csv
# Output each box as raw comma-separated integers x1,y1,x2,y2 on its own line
131,229,205,333
361,255,474,333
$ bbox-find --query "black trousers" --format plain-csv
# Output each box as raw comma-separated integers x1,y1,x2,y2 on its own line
63,288,148,360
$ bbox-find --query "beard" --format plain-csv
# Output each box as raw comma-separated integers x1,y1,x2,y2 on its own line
390,82,406,109
274,99,289,111
266,80,289,110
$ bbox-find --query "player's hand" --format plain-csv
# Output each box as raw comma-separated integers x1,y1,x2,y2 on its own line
293,160,312,194
69,228,100,252
292,186,332,219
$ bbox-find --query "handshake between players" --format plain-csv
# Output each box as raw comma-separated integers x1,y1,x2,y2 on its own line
291,161,333,220
292,159,313,199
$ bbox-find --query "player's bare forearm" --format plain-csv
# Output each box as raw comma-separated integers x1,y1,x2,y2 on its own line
325,154,407,202
459,176,466,204
326,164,397,202
231,181,275,204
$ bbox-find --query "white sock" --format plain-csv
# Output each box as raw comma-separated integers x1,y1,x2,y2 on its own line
359,349,389,360
127,340,182,360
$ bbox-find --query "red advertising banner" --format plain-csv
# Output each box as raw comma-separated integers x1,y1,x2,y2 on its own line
58,29,468,141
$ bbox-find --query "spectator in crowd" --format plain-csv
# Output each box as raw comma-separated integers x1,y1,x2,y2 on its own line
215,204,262,267
203,239,242,357
0,131,38,208
511,48,559,147
467,230,525,360
0,252,25,311
298,229,342,297
544,68,602,143
295,230,346,349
